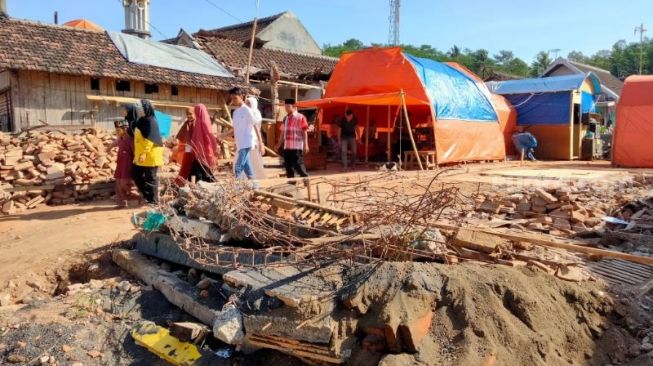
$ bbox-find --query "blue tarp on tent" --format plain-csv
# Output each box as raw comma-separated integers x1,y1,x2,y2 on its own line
487,73,602,95
406,55,497,122
506,92,571,125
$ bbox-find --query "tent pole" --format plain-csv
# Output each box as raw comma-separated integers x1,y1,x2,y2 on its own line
401,90,424,170
365,105,370,164
387,105,391,162
429,104,438,166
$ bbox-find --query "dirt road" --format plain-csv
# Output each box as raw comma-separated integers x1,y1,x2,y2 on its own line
0,201,137,284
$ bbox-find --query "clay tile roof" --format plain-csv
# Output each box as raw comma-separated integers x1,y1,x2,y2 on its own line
198,12,285,43
569,61,624,96
195,36,338,79
0,18,246,91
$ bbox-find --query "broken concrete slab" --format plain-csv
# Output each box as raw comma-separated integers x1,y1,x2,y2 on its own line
112,249,219,327
212,305,244,345
243,313,335,345
165,215,229,243
133,232,297,276
223,265,338,310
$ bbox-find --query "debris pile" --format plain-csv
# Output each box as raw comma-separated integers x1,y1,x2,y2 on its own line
0,129,117,213
0,129,178,214
473,186,614,235
111,249,631,366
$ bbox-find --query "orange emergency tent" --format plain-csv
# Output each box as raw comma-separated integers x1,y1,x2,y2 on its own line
613,76,653,168
63,19,104,31
297,47,506,165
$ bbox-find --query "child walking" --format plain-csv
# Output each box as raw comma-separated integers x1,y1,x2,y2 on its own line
113,118,135,208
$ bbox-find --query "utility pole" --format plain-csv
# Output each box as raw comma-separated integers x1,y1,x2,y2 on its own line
548,48,561,59
635,23,647,75
245,0,260,83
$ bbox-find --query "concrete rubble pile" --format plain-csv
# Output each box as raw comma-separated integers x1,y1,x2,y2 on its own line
111,176,653,365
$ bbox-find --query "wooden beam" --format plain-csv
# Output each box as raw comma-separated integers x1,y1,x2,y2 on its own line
431,222,653,266
386,105,391,162
365,105,370,164
400,91,423,170
86,95,226,111
245,4,259,83
253,189,355,219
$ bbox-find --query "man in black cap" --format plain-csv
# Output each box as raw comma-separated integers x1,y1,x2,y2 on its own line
275,98,309,183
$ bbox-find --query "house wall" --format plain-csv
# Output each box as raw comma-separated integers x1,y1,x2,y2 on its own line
259,13,322,55
0,70,9,90
547,65,575,77
11,70,229,132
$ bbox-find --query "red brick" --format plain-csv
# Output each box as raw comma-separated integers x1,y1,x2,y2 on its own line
398,311,434,353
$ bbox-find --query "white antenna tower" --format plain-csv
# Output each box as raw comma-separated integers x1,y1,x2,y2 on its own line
389,0,400,45
635,23,648,75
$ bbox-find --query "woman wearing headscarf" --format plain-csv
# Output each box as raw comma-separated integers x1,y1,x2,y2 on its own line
174,107,196,185
245,96,267,179
132,99,164,204
187,103,218,183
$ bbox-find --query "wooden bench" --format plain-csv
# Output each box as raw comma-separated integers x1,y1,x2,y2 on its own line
403,150,437,170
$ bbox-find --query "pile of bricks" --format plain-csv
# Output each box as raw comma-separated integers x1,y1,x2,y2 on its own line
474,187,607,236
0,129,117,214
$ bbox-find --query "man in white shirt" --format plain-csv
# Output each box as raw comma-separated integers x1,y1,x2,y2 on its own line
229,87,265,185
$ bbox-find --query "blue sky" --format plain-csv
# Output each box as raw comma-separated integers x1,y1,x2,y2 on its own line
6,0,651,61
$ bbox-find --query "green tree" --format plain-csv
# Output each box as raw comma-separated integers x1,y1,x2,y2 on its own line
567,51,587,63
504,58,530,76
448,45,462,58
588,50,611,70
493,50,514,66
323,38,365,57
530,51,552,76
470,49,495,78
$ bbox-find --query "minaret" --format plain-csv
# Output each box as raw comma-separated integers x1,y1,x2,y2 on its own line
122,0,151,39
0,0,8,19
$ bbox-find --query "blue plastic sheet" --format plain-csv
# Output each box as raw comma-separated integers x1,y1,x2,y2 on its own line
406,55,497,122
506,92,571,125
581,92,596,114
488,74,601,95
154,111,172,139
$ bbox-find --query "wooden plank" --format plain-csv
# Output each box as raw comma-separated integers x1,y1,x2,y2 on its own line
248,336,342,364
431,222,653,266
254,190,355,218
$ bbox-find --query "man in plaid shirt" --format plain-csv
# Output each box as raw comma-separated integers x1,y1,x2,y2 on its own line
275,98,309,182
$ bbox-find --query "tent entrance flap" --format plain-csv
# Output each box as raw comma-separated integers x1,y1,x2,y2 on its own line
296,92,430,108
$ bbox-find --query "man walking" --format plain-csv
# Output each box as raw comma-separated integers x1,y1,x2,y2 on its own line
338,109,358,170
229,87,265,186
275,98,310,184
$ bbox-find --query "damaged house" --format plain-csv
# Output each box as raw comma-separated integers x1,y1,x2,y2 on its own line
0,2,245,133
164,11,339,121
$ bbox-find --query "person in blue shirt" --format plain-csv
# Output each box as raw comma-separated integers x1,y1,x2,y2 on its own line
512,127,538,161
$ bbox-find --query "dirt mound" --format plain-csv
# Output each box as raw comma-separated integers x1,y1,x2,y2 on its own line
343,262,628,366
